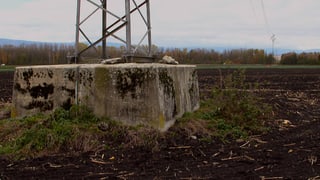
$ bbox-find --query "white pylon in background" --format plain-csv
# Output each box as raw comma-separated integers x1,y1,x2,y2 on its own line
271,34,276,56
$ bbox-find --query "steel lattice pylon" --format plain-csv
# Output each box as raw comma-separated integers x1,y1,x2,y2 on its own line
74,0,152,63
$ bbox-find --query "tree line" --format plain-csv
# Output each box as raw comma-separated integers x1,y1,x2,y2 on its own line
280,52,320,65
0,44,74,65
157,48,275,64
0,43,319,65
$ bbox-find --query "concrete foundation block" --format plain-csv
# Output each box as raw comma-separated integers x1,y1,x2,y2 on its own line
12,63,199,131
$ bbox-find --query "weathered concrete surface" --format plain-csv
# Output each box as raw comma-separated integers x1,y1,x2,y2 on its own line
12,64,199,131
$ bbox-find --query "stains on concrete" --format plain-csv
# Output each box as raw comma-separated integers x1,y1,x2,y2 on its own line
47,69,53,78
158,69,177,117
189,70,200,110
79,70,94,87
159,69,175,98
31,69,54,79
25,100,54,111
14,83,28,94
116,68,154,99
62,98,72,110
30,83,54,99
22,69,34,86
61,87,75,97
119,106,140,118
64,69,76,82
189,70,198,95
14,83,54,99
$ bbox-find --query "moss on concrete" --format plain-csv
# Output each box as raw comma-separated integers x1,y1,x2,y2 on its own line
158,69,177,117
95,67,110,92
115,68,154,99
189,70,198,94
158,69,175,98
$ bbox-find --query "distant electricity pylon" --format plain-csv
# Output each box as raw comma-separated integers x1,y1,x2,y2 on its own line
271,34,276,56
260,0,276,56
74,0,152,63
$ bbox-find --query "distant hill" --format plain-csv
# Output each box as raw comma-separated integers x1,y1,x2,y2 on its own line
0,38,121,47
0,38,319,55
204,46,320,56
0,38,73,46
0,38,37,46
266,47,320,56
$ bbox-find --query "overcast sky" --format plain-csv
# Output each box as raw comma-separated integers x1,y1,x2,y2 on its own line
1,0,320,51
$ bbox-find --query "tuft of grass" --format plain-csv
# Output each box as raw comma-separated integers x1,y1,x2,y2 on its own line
177,69,272,142
0,106,120,159
0,65,15,72
0,105,164,159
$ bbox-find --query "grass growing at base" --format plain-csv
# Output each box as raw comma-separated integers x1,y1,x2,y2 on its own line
177,69,272,141
0,105,162,159
0,106,124,159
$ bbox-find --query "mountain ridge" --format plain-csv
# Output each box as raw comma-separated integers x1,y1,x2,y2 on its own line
0,38,73,46
1,38,319,55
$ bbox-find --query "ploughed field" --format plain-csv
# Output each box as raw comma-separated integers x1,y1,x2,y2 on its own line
0,71,13,103
1,68,320,179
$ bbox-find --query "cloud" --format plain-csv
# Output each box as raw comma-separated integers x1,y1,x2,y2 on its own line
1,0,76,42
1,0,320,50
151,0,320,49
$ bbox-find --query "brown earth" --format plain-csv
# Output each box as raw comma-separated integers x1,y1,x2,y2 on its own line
0,68,320,179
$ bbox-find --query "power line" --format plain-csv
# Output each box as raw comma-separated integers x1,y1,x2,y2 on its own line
249,0,277,55
260,0,271,34
249,0,259,23
260,0,277,55
260,0,270,33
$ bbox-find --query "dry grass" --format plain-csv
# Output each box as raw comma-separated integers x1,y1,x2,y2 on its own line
174,119,213,138
124,126,162,152
0,102,11,120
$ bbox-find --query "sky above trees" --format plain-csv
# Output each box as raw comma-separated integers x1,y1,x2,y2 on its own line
0,0,319,50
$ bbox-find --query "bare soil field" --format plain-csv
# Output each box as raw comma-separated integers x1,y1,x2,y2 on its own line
1,68,320,179
0,72,13,103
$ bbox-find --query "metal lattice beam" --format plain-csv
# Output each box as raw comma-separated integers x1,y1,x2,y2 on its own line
74,0,152,63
